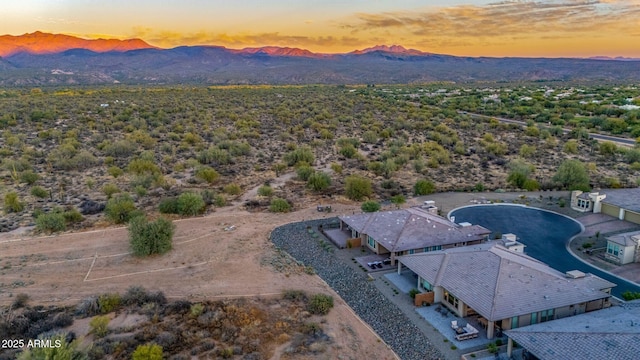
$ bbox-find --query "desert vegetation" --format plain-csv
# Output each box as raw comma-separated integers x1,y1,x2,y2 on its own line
0,286,336,360
0,84,639,232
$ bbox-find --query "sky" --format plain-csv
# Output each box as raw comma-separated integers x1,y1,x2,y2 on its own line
3,0,640,57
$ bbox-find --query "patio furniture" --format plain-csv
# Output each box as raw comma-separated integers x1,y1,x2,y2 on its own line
451,320,458,329
478,317,488,329
455,324,479,341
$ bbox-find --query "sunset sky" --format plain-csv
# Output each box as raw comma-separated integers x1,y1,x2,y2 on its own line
3,0,640,57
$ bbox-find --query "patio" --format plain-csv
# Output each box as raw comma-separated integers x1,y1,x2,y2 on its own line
385,271,503,350
322,228,351,248
356,254,394,272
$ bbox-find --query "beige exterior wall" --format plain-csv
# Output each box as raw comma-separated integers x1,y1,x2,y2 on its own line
601,203,619,218
624,210,640,225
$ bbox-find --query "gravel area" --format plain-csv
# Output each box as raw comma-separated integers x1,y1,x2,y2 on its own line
271,218,445,360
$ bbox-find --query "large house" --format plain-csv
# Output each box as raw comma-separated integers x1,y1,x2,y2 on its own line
505,300,640,360
605,230,640,265
571,189,640,224
338,207,490,264
398,243,615,339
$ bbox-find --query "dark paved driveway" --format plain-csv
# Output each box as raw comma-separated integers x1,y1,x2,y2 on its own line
450,204,640,298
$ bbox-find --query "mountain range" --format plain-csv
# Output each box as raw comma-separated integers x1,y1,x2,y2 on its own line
1,32,639,86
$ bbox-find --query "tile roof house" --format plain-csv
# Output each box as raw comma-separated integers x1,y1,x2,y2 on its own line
505,300,640,360
398,243,615,339
338,207,490,263
571,188,640,224
605,230,640,265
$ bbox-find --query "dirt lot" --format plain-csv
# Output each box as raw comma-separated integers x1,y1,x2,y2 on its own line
0,200,399,360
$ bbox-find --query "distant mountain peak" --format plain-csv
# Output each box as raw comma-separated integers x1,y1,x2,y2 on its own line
0,31,155,57
232,46,326,58
350,44,428,55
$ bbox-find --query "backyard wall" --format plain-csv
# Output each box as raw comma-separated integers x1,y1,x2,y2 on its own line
414,292,435,306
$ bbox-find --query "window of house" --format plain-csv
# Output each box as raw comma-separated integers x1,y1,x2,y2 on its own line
540,309,554,322
607,243,620,257
421,278,433,291
408,249,415,254
511,317,518,329
531,312,538,325
367,236,376,249
444,291,459,308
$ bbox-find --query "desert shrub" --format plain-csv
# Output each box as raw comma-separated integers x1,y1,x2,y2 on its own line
283,289,308,301
121,286,167,306
107,166,124,178
338,144,357,158
622,291,640,301
361,201,381,212
519,144,536,158
391,194,406,207
414,179,436,195
223,183,242,195
4,191,24,213
129,216,175,257
307,294,334,315
89,315,110,338
362,130,378,143
197,147,231,165
408,289,420,299
507,160,535,189
30,186,49,199
127,158,160,175
195,166,220,184
270,198,291,213
284,146,314,166
132,343,163,360
296,165,315,181
214,195,226,207
12,293,29,308
177,192,205,215
16,334,84,360
105,194,138,224
98,293,121,314
102,183,120,198
158,197,179,214
20,170,39,185
73,150,99,170
523,179,540,191
563,140,579,154
345,175,373,201
63,209,84,224
330,162,343,174
190,303,205,318
104,139,136,157
257,185,274,197
307,172,331,192
35,213,66,233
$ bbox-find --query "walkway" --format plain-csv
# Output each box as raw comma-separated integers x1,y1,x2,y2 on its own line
450,204,640,298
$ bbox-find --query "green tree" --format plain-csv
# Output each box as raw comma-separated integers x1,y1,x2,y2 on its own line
414,179,436,196
345,175,373,201
307,172,331,192
507,159,535,189
269,198,291,213
361,201,381,212
553,159,590,191
177,192,205,216
105,194,138,224
129,217,175,257
132,344,163,360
